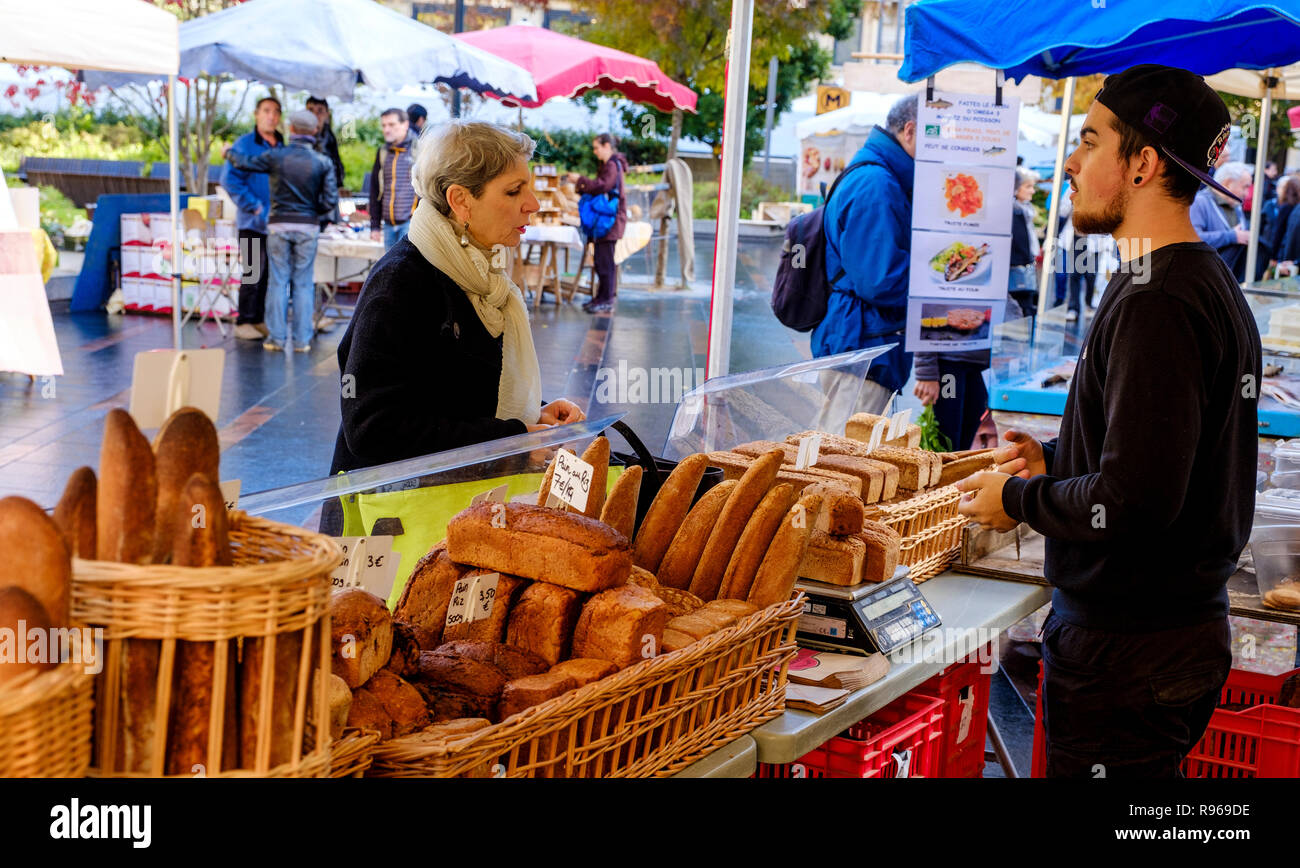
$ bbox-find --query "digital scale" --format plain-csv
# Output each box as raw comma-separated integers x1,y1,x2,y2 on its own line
793,566,942,655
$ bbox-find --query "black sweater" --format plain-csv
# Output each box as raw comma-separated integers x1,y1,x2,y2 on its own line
1001,242,1261,632
330,238,528,474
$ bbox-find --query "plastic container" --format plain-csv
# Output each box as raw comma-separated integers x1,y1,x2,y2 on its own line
1273,439,1300,481
916,649,994,778
1247,535,1300,612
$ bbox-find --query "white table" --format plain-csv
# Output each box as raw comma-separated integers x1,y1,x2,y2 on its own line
313,234,384,326
519,224,583,307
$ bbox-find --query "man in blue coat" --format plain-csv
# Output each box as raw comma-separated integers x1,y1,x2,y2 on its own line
222,96,283,341
812,94,917,413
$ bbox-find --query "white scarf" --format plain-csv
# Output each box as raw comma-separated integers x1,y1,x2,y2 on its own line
407,200,541,425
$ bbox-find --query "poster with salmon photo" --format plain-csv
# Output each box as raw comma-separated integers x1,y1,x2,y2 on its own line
911,161,1015,235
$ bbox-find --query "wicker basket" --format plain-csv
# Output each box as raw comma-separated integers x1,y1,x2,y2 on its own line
0,660,95,777
330,729,381,778
900,515,969,583
866,485,961,538
369,594,804,778
70,511,342,778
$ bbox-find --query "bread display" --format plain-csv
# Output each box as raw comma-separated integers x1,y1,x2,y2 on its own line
441,570,528,644
572,584,669,668
803,482,865,536
632,453,708,573
505,582,584,666
548,657,619,687
52,466,97,560
498,671,580,720
434,641,549,682
447,502,631,593
359,669,430,738
717,482,795,601
394,543,469,643
689,449,785,601
96,407,157,564
151,406,220,563
656,480,736,590
732,440,889,503
800,531,866,586
0,587,54,686
864,445,934,490
859,520,902,584
749,493,823,608
599,464,642,539
330,588,395,689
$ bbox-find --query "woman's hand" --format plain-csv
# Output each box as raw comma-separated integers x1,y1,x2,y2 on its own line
914,380,940,406
526,423,554,433
539,399,585,426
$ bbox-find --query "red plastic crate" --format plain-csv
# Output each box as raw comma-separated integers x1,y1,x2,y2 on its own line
916,647,994,778
756,691,945,778
1031,664,1300,778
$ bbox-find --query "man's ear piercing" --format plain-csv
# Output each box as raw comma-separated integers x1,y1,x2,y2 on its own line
1134,176,1142,184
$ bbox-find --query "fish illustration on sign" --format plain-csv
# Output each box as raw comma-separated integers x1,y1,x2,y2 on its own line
983,146,1007,156
925,97,953,109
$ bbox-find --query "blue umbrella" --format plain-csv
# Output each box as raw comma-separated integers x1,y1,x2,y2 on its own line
84,0,536,102
899,0,1300,83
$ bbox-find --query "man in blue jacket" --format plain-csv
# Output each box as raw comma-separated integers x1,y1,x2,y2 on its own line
813,94,917,413
222,96,283,341
1190,160,1251,280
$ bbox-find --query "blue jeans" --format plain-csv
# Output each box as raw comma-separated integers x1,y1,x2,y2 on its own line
383,221,409,249
266,229,318,347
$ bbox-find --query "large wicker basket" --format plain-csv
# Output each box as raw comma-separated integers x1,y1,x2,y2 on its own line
370,594,804,778
70,511,342,778
330,729,381,778
0,660,95,777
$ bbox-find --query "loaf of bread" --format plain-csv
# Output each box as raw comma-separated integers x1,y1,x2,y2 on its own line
433,640,549,681
706,450,756,481
394,542,469,643
447,502,631,593
239,627,304,769
599,464,642,539
346,687,393,740
1264,586,1300,611
748,493,823,608
937,453,996,487
845,413,922,449
702,599,758,619
330,588,394,689
656,480,738,590
690,605,739,632
441,570,528,644
538,451,559,507
865,445,933,490
312,670,352,741
627,565,658,589
665,613,717,641
632,453,708,573
417,717,492,741
52,466,96,560
151,406,220,563
97,407,157,564
717,482,795,601
0,495,71,625
859,520,902,583
359,669,430,737
661,628,695,653
410,651,507,720
574,436,610,519
384,621,426,679
800,531,865,586
572,584,669,668
548,657,619,687
689,449,784,601
774,468,864,499
0,587,54,686
505,581,583,666
785,430,875,459
803,482,865,536
498,671,579,720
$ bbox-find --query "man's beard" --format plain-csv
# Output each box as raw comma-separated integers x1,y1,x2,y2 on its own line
1072,183,1128,235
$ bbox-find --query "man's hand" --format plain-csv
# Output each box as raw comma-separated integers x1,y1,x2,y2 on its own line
914,380,940,406
370,229,381,242
539,399,585,426
1236,228,1251,245
993,429,1046,479
955,471,1019,531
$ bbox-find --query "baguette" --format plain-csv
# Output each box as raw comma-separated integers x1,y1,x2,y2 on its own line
97,407,157,564
239,627,305,770
655,480,737,590
705,450,755,481
447,502,631,593
689,449,784,600
599,463,642,539
632,453,707,573
52,466,97,560
151,406,220,564
803,482,865,536
571,436,609,519
748,493,823,608
799,531,865,586
717,482,795,601
0,495,71,624
938,453,995,487
0,588,54,686
537,452,559,507
859,520,902,584
166,473,238,775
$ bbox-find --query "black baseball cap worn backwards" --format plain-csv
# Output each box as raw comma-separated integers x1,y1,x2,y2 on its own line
1095,63,1240,202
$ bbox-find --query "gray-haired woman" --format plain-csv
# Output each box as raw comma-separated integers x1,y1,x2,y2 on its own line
330,120,585,475
1010,166,1040,316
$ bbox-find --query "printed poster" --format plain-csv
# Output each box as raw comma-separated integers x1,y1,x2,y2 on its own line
917,90,1020,170
908,232,1012,301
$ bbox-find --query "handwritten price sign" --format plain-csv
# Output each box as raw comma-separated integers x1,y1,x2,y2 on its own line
445,573,501,627
550,448,593,513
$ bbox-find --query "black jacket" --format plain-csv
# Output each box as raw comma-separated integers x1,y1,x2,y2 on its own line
317,123,346,190
225,134,338,226
330,238,530,474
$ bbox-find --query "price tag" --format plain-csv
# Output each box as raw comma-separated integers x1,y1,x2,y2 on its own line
550,448,593,513
329,535,396,596
795,434,821,471
886,409,912,441
469,483,510,508
218,479,240,511
866,420,888,453
445,572,501,628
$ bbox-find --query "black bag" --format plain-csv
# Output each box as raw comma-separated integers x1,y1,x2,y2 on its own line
769,160,876,332
605,419,722,536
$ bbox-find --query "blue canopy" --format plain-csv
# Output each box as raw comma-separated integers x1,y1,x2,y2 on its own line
84,0,536,102
899,0,1300,82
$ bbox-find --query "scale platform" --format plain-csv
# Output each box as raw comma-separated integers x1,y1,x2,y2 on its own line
793,565,942,656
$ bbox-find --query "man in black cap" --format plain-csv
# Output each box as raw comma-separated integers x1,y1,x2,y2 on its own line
955,65,1262,777
406,103,428,135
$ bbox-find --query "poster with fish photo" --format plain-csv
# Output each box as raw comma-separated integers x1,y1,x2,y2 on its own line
908,231,1011,301
912,162,1015,235
905,297,1013,352
917,90,1020,170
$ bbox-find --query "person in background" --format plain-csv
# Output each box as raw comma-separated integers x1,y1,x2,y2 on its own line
1267,175,1296,273
369,108,419,249
1010,167,1040,317
223,110,338,353
566,133,628,314
1054,193,1097,323
1191,160,1251,280
406,103,428,136
1276,177,1300,275
305,96,346,191
223,95,283,341
811,93,917,413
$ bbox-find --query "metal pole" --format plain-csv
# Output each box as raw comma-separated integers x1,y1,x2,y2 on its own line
451,0,466,117
168,74,181,351
705,0,755,380
894,0,906,57
762,56,778,180
1036,76,1075,344
1244,76,1275,288
872,0,884,64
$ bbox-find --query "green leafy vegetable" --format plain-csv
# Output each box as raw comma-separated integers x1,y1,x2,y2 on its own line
917,405,953,453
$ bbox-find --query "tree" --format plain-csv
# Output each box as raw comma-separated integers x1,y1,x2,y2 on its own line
1217,91,1296,173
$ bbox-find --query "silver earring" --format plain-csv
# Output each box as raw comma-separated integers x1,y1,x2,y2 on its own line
460,221,470,247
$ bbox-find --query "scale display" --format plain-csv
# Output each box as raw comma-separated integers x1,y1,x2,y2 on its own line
794,570,941,655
